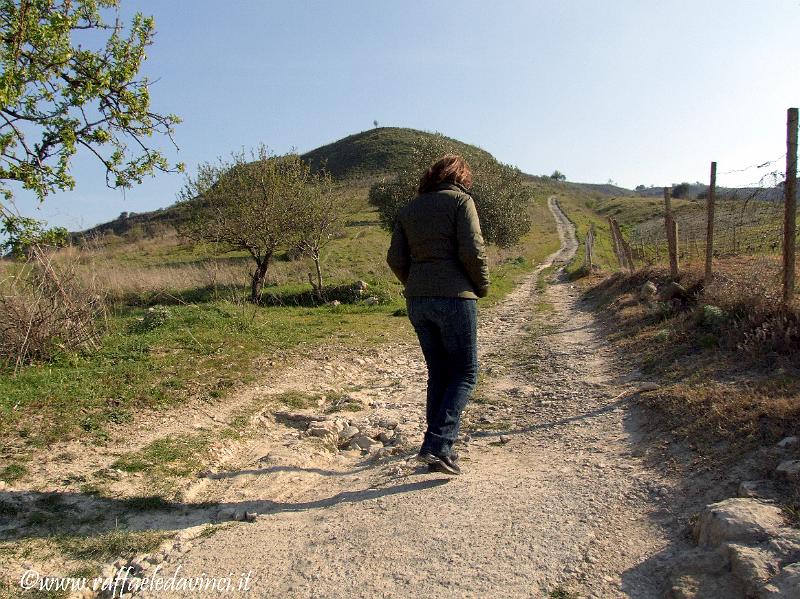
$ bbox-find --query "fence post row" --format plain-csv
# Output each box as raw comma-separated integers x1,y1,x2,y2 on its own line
784,107,798,308
607,217,634,273
663,187,679,279
608,216,621,269
705,161,717,283
585,224,595,270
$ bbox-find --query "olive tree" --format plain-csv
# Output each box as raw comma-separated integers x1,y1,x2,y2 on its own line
0,0,182,214
368,134,531,248
178,147,327,303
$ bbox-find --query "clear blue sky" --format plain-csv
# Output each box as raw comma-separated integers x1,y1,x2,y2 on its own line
13,0,800,231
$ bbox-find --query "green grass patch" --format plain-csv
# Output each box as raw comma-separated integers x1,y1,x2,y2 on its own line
549,587,580,599
53,529,167,562
0,463,28,483
272,391,320,410
112,434,209,477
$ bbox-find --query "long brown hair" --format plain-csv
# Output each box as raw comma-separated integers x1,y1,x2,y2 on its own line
417,154,473,194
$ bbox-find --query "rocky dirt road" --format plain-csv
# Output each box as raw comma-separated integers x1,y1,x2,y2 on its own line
123,198,685,599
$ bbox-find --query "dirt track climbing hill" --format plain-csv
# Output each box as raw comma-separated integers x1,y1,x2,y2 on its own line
127,198,685,599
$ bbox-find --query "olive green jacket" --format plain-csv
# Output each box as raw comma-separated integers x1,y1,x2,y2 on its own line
386,182,490,299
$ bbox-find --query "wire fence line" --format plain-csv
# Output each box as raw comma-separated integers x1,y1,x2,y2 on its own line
605,108,798,309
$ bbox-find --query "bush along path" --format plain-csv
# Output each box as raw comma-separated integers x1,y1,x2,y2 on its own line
15,197,789,598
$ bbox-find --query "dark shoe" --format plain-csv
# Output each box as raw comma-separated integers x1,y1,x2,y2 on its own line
416,451,439,465
427,451,458,470
428,454,461,476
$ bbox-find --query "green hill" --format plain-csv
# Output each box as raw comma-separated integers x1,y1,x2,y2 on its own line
76,127,494,239
301,127,493,179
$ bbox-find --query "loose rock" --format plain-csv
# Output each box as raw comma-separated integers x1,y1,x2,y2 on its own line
694,498,784,547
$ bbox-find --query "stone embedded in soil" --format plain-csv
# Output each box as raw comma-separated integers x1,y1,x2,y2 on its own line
350,435,381,451
668,573,742,599
775,460,800,482
758,562,800,598
657,281,687,302
338,425,359,440
694,498,784,548
727,544,782,596
738,480,778,499
637,382,661,392
777,436,800,449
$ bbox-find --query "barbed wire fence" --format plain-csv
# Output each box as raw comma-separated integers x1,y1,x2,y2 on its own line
620,107,798,310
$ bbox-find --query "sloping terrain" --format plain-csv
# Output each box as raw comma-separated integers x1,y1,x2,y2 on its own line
75,127,494,239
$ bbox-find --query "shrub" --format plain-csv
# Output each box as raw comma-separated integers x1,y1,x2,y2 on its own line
700,305,726,328
135,306,172,332
0,245,106,370
368,133,532,248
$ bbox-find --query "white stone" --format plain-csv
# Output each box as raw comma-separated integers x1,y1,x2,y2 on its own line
350,435,381,451
338,426,359,441
695,498,784,547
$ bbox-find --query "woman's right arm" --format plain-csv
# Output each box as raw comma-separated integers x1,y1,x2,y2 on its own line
456,197,490,297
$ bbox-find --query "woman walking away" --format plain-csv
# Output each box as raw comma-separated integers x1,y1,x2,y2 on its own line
386,154,489,475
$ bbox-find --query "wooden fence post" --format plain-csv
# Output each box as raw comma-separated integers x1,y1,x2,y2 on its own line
705,161,717,283
784,107,798,308
664,187,679,278
585,224,595,270
617,221,635,272
608,217,624,269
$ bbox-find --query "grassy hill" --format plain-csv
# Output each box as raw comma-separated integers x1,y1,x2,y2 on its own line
301,126,493,179
77,127,494,239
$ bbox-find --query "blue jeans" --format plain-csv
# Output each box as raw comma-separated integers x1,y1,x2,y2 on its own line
406,296,478,458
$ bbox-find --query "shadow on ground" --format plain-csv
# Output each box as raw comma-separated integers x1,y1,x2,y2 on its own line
1,475,450,542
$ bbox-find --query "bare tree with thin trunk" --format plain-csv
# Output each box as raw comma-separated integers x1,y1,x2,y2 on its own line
296,172,347,300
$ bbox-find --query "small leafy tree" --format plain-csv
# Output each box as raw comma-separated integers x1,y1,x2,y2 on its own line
177,147,316,303
0,0,182,214
550,170,566,181
295,172,347,300
368,134,532,248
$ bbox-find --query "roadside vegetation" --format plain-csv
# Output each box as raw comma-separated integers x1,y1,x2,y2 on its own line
556,191,800,458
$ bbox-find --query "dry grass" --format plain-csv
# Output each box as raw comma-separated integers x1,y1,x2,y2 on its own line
583,259,800,452
0,246,106,371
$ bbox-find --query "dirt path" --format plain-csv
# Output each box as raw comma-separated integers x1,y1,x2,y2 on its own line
120,198,683,599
